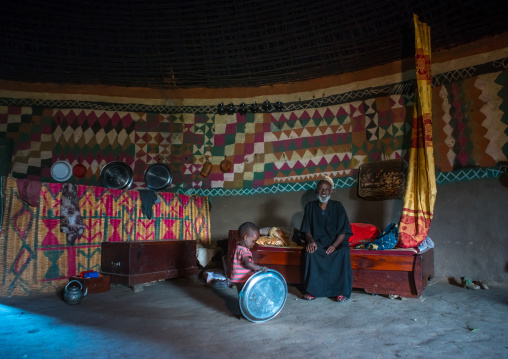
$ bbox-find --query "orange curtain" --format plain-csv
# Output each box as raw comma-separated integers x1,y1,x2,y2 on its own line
398,14,437,248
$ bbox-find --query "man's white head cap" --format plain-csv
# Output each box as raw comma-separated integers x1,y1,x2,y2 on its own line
323,175,334,189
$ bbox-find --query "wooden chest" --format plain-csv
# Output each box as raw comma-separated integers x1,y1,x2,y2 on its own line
101,240,199,291
70,275,111,294
228,230,434,298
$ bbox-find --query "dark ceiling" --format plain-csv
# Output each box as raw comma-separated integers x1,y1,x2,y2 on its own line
1,0,507,89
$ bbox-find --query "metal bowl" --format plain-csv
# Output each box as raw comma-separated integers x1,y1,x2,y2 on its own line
239,269,287,323
99,161,133,190
144,163,172,191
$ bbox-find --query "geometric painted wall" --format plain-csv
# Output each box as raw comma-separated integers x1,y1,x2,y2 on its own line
1,56,507,196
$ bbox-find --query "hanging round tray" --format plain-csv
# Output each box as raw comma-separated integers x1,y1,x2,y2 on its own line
99,161,134,190
144,163,173,191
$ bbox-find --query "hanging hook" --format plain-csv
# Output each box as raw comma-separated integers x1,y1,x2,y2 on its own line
378,144,388,161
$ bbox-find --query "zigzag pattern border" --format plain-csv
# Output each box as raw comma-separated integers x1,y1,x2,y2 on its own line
432,57,508,86
0,81,415,114
175,166,506,197
1,57,506,114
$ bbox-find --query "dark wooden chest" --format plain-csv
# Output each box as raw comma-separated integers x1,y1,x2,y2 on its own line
228,230,434,298
101,240,199,290
70,275,111,294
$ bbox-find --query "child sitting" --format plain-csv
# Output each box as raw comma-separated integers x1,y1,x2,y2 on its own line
230,222,268,290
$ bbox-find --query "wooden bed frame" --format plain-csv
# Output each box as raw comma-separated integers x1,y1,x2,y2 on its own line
228,230,434,298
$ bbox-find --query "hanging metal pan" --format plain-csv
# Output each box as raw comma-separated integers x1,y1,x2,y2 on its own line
144,163,172,191
99,161,133,190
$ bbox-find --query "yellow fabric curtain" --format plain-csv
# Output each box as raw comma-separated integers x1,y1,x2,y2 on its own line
398,14,437,248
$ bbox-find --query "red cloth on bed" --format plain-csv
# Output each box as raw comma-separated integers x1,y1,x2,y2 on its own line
348,223,381,247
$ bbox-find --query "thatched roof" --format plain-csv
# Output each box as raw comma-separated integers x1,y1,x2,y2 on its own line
1,0,507,89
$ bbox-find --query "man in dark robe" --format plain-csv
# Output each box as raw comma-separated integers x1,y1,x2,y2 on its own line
300,176,353,302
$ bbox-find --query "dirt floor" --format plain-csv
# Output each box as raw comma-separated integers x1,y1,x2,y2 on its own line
0,277,507,359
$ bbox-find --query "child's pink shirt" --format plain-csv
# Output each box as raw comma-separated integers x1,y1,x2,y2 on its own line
230,245,255,283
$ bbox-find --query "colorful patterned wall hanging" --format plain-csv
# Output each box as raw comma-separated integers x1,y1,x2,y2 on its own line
0,177,210,296
0,56,507,197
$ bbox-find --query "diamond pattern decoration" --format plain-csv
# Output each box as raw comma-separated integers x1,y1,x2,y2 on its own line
1,61,507,194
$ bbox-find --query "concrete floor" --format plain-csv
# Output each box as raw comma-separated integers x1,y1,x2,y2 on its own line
0,278,507,359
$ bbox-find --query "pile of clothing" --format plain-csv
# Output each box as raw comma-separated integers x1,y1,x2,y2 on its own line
256,227,299,247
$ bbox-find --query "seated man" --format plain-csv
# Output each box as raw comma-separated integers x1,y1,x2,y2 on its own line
300,175,353,302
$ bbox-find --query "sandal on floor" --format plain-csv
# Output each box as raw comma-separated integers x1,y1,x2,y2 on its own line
302,293,316,301
335,295,349,303
477,280,489,290
464,278,480,290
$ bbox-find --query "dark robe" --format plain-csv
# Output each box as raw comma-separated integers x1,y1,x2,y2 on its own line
300,200,353,298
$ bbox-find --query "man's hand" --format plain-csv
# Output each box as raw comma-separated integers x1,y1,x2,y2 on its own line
325,245,337,255
306,241,318,253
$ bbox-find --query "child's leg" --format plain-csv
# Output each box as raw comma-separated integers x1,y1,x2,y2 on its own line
234,282,246,318
235,282,245,293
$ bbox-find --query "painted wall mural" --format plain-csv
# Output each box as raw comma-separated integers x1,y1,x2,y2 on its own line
0,57,507,197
